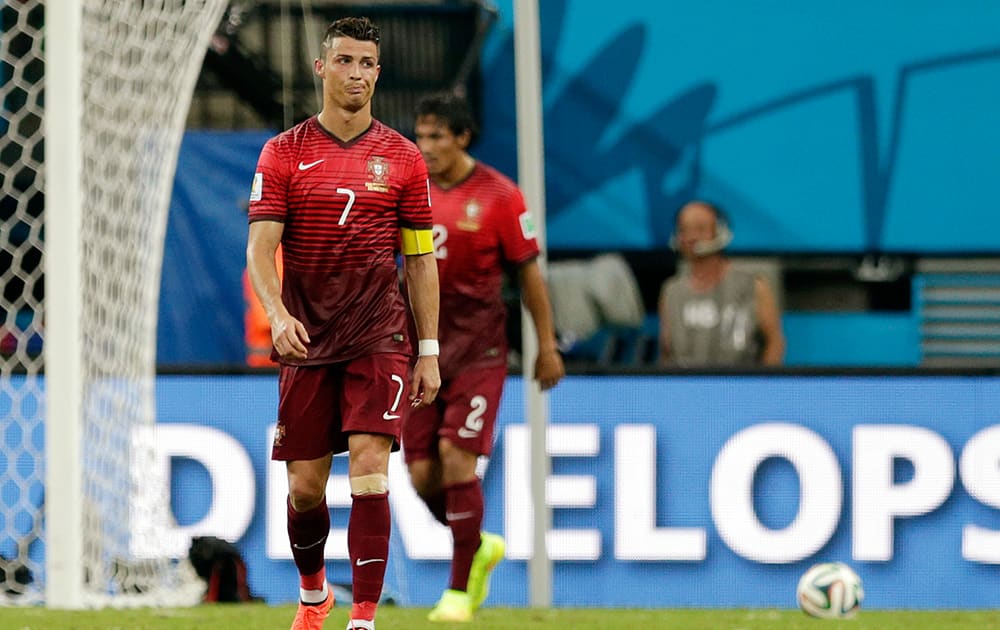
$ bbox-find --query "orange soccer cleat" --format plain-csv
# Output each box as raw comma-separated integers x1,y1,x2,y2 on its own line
290,586,334,630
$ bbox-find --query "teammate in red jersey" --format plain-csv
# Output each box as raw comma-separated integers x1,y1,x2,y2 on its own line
246,17,439,630
405,93,565,622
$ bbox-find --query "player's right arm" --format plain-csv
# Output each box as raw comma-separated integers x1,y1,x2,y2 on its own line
247,220,309,361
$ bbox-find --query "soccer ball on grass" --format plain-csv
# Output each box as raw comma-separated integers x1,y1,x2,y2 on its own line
796,561,863,619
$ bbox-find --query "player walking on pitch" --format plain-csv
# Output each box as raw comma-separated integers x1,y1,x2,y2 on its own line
405,93,565,622
246,16,440,630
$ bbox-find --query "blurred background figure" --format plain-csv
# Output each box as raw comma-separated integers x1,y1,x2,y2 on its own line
547,252,645,354
658,201,785,367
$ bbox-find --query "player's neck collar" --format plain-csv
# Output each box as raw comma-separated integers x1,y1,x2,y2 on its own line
434,155,477,191
313,114,375,147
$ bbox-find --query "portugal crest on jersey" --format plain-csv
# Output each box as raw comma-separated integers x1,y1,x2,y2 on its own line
366,156,390,192
457,200,482,231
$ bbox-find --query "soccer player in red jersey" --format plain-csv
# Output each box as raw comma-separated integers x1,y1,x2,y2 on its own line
246,17,440,630
405,93,565,622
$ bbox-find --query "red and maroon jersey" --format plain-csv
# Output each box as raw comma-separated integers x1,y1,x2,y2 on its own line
248,117,431,365
431,162,539,378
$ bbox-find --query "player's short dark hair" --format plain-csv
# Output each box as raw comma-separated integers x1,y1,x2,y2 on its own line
323,16,380,51
415,92,479,144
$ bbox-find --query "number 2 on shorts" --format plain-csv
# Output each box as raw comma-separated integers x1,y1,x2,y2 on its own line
463,395,487,434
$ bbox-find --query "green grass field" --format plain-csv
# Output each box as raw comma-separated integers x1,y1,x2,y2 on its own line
3,605,999,630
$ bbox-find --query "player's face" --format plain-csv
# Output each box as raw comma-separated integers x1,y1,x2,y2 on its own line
675,203,718,257
414,115,468,177
315,37,380,113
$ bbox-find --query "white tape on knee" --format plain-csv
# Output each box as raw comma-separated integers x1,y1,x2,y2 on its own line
350,473,389,495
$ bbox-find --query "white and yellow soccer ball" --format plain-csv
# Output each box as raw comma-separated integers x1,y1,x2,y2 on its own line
796,561,864,619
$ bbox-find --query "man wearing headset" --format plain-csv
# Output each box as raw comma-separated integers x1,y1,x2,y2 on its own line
658,200,785,366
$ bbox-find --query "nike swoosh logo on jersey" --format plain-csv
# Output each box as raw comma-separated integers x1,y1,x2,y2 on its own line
356,558,385,566
457,427,480,438
383,411,400,421
298,159,324,170
446,511,476,521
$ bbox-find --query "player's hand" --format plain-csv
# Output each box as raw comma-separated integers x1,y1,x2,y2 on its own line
535,348,565,391
409,355,441,408
271,312,310,360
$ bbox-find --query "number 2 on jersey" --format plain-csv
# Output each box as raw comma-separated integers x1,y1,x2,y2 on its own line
433,224,448,259
336,187,355,225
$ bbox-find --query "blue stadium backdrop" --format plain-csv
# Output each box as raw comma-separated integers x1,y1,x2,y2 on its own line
159,1,1000,365
145,374,1000,609
476,0,1000,252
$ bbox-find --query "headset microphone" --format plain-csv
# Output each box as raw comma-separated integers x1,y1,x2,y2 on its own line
691,221,733,255
669,217,734,255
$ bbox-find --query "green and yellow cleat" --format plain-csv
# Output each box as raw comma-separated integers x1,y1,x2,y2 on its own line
427,589,473,623
467,532,505,610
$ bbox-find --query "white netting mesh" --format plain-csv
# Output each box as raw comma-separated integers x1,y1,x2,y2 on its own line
1,0,227,606
1,0,46,603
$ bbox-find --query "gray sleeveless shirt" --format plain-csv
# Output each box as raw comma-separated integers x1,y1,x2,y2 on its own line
660,268,760,366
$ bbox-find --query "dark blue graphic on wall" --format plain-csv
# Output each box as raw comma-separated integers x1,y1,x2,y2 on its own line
476,1,1000,253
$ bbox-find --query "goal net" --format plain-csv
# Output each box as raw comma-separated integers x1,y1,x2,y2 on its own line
1,0,227,606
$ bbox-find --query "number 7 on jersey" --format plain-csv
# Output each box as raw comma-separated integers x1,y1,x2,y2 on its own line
336,187,355,225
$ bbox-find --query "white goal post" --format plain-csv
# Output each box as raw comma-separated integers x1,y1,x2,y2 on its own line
4,0,228,608
512,0,553,610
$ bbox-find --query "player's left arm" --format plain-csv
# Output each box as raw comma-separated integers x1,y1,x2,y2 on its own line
404,249,440,407
398,151,440,406
519,258,565,390
754,275,786,366
499,184,564,390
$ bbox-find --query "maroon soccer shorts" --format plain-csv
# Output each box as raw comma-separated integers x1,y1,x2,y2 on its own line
402,363,507,463
271,352,410,461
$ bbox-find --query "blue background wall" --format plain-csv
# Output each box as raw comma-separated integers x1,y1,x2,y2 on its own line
159,131,270,365
151,374,1000,609
8,374,1000,608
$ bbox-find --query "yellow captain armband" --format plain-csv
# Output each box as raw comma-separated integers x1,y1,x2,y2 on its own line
400,227,434,255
